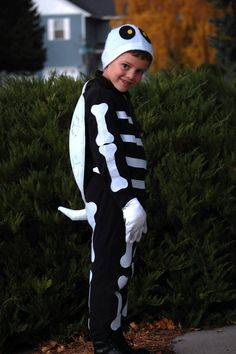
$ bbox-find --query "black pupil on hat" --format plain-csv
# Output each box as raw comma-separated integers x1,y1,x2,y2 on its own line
139,27,151,43
119,25,136,40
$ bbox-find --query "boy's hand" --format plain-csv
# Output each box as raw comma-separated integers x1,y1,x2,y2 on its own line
58,206,87,221
122,198,147,243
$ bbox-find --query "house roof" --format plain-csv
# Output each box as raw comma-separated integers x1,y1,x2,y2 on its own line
69,0,116,17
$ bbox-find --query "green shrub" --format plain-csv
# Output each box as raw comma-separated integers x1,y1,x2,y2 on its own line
0,69,235,352
0,75,90,352
129,69,236,327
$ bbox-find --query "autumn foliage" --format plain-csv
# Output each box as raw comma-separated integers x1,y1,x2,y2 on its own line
113,0,222,70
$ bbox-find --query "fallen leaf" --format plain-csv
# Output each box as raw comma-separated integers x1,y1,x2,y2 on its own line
34,321,182,354
129,322,139,331
153,318,175,330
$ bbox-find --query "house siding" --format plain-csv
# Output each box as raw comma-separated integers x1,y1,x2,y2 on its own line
34,0,117,78
86,19,110,48
40,13,87,78
42,15,84,67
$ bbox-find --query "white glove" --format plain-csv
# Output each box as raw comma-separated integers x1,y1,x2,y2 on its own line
58,206,87,221
122,198,147,243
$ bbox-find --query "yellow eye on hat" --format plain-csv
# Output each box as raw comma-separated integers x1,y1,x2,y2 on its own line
119,25,136,39
139,28,151,43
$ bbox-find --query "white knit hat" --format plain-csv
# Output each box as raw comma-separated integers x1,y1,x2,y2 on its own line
101,24,154,69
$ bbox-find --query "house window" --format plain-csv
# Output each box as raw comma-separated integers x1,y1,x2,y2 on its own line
48,18,71,41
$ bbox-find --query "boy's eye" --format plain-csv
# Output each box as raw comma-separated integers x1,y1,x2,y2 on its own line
121,63,129,69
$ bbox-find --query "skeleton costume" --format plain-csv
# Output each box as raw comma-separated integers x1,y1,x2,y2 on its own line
59,24,153,354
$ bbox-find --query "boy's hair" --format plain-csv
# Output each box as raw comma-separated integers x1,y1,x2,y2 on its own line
127,50,153,64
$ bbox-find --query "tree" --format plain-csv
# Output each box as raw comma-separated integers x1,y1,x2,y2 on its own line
0,0,46,74
207,0,236,72
113,0,221,70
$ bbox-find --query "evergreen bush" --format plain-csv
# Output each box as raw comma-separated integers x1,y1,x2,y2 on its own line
129,69,236,327
0,75,90,353
0,69,235,352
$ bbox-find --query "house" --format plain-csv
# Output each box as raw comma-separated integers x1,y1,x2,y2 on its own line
33,0,118,78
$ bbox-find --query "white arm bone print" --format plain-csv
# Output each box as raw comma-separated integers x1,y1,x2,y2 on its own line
91,103,114,146
91,103,128,192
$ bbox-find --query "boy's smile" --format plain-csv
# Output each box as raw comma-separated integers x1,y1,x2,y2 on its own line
103,52,150,92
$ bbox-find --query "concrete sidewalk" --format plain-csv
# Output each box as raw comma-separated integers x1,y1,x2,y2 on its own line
172,325,236,354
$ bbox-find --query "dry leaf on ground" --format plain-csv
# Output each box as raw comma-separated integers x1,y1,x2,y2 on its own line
35,319,182,354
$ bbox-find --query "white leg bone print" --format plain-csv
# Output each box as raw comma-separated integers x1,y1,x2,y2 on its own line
99,144,128,192
91,103,114,146
118,275,129,289
110,277,129,331
120,243,133,268
86,202,97,263
87,202,96,329
88,270,93,326
110,291,122,331
122,301,128,317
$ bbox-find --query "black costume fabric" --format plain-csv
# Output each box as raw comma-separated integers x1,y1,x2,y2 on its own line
80,71,147,341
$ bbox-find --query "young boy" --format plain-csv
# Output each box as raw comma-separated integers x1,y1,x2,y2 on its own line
59,24,154,354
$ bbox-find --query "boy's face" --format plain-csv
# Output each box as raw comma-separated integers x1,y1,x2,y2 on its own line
103,52,150,92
